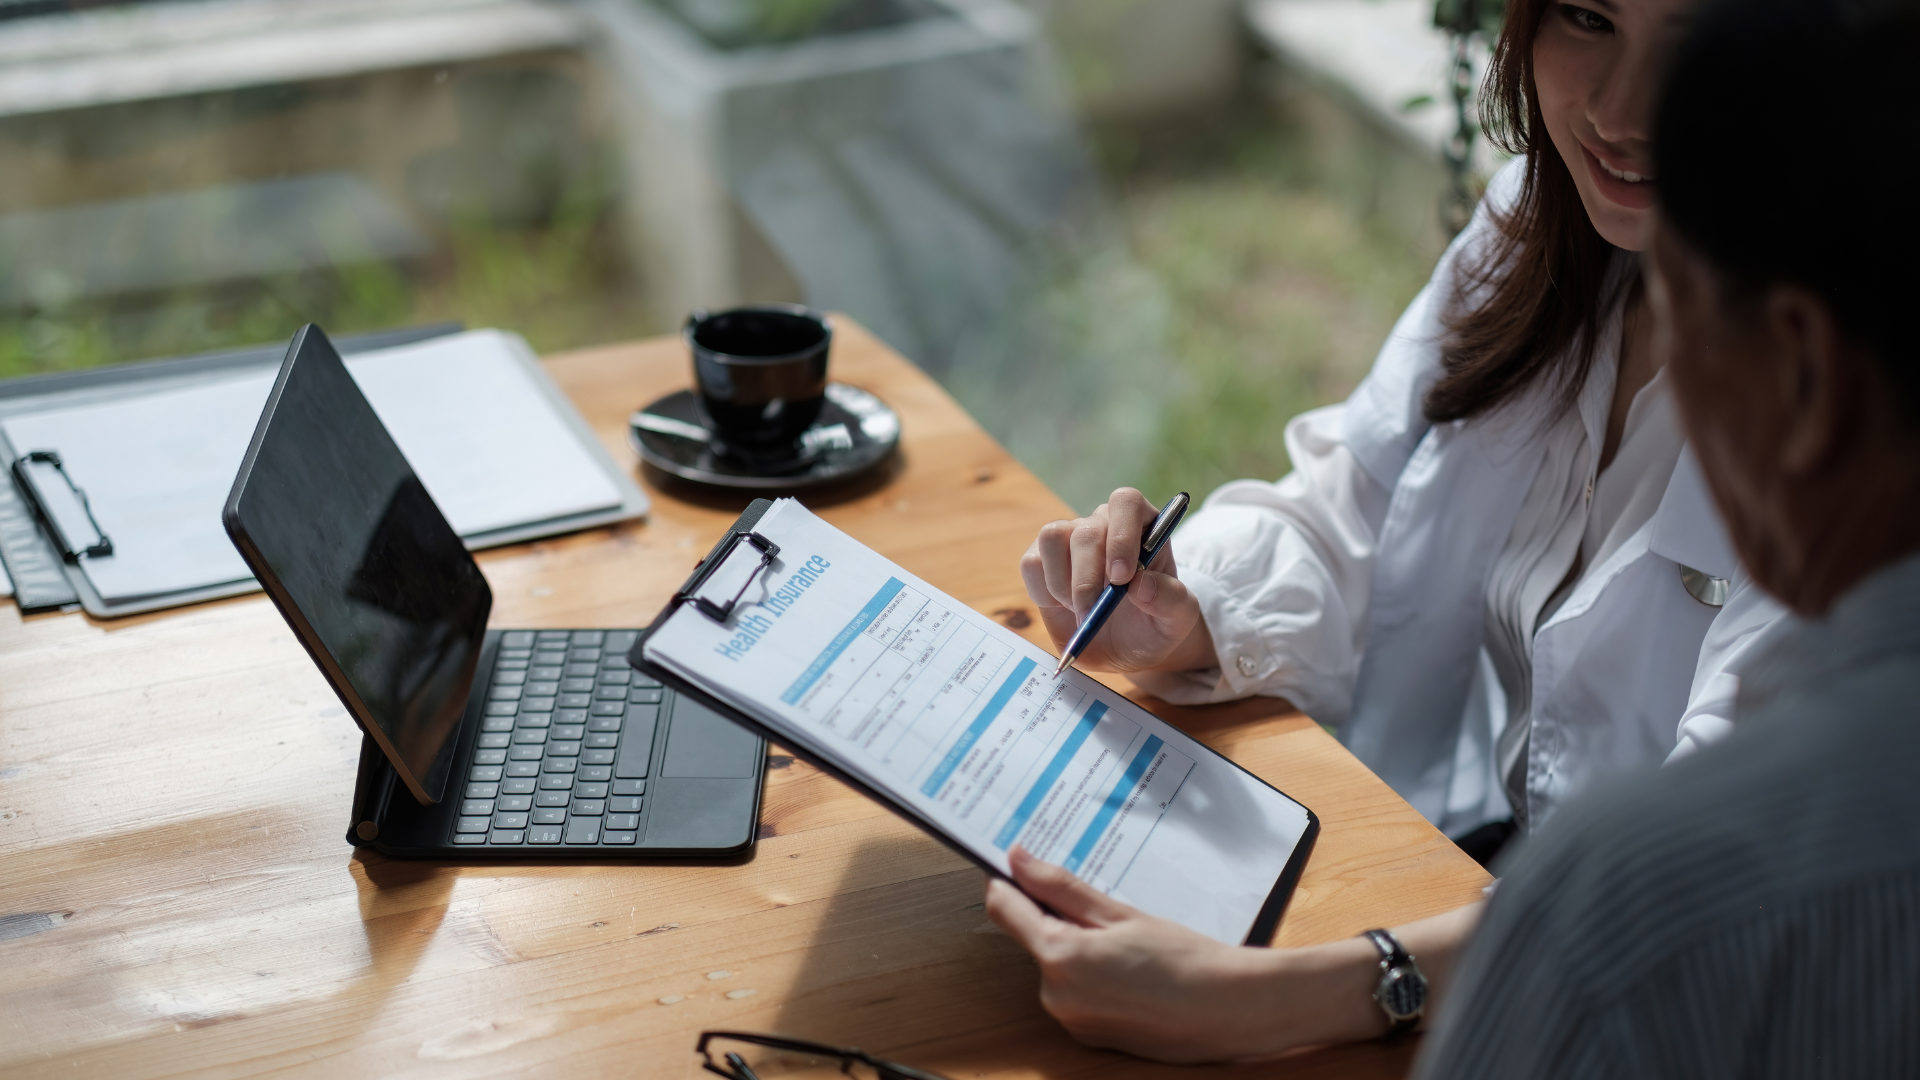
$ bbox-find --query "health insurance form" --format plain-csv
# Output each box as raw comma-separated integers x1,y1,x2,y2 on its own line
643,500,1314,945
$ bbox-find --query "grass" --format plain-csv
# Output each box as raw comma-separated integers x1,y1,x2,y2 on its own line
0,174,658,381
1094,103,1440,507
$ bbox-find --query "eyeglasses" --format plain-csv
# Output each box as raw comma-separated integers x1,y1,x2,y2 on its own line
694,1031,952,1080
678,530,780,625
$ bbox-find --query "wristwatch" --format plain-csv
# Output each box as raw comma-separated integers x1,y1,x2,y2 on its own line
1362,928,1427,1038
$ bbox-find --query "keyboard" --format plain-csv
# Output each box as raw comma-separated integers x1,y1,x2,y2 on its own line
451,628,662,848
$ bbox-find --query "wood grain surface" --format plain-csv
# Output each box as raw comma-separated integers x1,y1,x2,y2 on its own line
0,319,1489,1078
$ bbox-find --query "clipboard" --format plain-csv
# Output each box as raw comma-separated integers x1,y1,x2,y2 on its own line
628,500,1320,947
0,324,651,618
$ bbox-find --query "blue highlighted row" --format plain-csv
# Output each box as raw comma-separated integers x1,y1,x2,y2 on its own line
781,577,905,705
921,657,1036,797
993,700,1109,850
1063,735,1164,873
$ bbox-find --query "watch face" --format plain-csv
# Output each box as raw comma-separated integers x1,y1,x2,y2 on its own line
1378,967,1427,1019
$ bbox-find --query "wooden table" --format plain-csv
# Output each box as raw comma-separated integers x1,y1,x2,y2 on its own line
0,320,1489,1078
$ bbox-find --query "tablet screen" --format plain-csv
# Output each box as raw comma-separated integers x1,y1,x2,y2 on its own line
224,327,490,803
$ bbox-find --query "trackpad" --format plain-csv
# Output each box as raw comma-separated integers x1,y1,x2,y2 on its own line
664,698,759,777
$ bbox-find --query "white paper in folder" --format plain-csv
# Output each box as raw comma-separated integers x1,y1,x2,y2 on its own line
0,330,626,604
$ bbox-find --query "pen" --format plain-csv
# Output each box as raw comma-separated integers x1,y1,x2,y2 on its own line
1054,491,1191,677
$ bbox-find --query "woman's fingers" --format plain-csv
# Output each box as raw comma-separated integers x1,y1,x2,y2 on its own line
984,876,1057,952
1033,519,1077,613
1103,488,1154,586
1009,846,1133,928
1125,569,1192,624
1067,506,1110,617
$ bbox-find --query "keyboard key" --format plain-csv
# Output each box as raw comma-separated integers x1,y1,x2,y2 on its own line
460,799,495,816
609,796,643,813
573,782,609,799
556,709,589,725
454,833,487,845
469,765,503,782
571,630,605,646
602,831,638,845
505,762,541,778
587,715,622,732
512,729,548,744
538,774,575,790
534,651,567,666
501,776,537,793
564,663,597,678
509,745,544,761
532,807,567,824
569,644,603,660
547,741,581,757
520,696,555,714
516,712,551,729
552,724,586,740
560,692,593,709
629,687,665,704
489,830,525,845
481,716,514,733
455,816,490,833
605,630,638,652
594,685,628,700
484,701,519,716
535,791,571,808
535,630,569,641
571,799,605,816
615,706,657,779
565,818,601,844
543,756,578,773
478,732,511,749
500,648,533,660
528,825,564,845
473,748,508,765
492,812,529,829
530,666,563,681
560,678,595,693
497,794,532,811
465,782,499,799
578,765,612,781
528,681,561,697
489,684,522,701
495,657,529,670
613,779,647,796
494,669,527,686
502,630,536,648
590,700,625,716
585,732,619,749
606,813,640,830
598,667,633,685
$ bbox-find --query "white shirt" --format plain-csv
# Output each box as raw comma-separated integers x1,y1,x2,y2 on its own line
1133,159,1788,835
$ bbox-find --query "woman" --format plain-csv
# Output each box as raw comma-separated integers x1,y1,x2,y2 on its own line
987,0,1786,1061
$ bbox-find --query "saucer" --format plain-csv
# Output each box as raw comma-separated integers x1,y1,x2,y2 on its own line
628,382,901,491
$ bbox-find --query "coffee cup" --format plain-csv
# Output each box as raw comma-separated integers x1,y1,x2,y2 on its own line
687,304,832,455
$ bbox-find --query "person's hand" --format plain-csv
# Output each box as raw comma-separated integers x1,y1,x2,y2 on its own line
1020,488,1211,673
985,847,1383,1062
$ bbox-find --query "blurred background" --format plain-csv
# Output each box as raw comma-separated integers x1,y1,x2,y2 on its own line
0,0,1499,512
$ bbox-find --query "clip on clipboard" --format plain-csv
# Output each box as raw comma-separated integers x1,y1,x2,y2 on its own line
675,529,780,625
11,450,114,561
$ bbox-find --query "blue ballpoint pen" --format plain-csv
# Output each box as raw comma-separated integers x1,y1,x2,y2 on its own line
1053,491,1191,677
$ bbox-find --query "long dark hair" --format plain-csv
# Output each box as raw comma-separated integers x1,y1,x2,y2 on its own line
1423,0,1625,424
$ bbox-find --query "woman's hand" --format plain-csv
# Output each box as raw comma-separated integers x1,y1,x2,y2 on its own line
1020,488,1213,673
985,847,1394,1063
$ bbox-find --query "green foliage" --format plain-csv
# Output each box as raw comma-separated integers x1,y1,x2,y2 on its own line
1095,111,1435,504
0,174,657,379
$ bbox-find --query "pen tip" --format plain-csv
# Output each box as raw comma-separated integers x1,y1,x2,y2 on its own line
1053,654,1071,678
